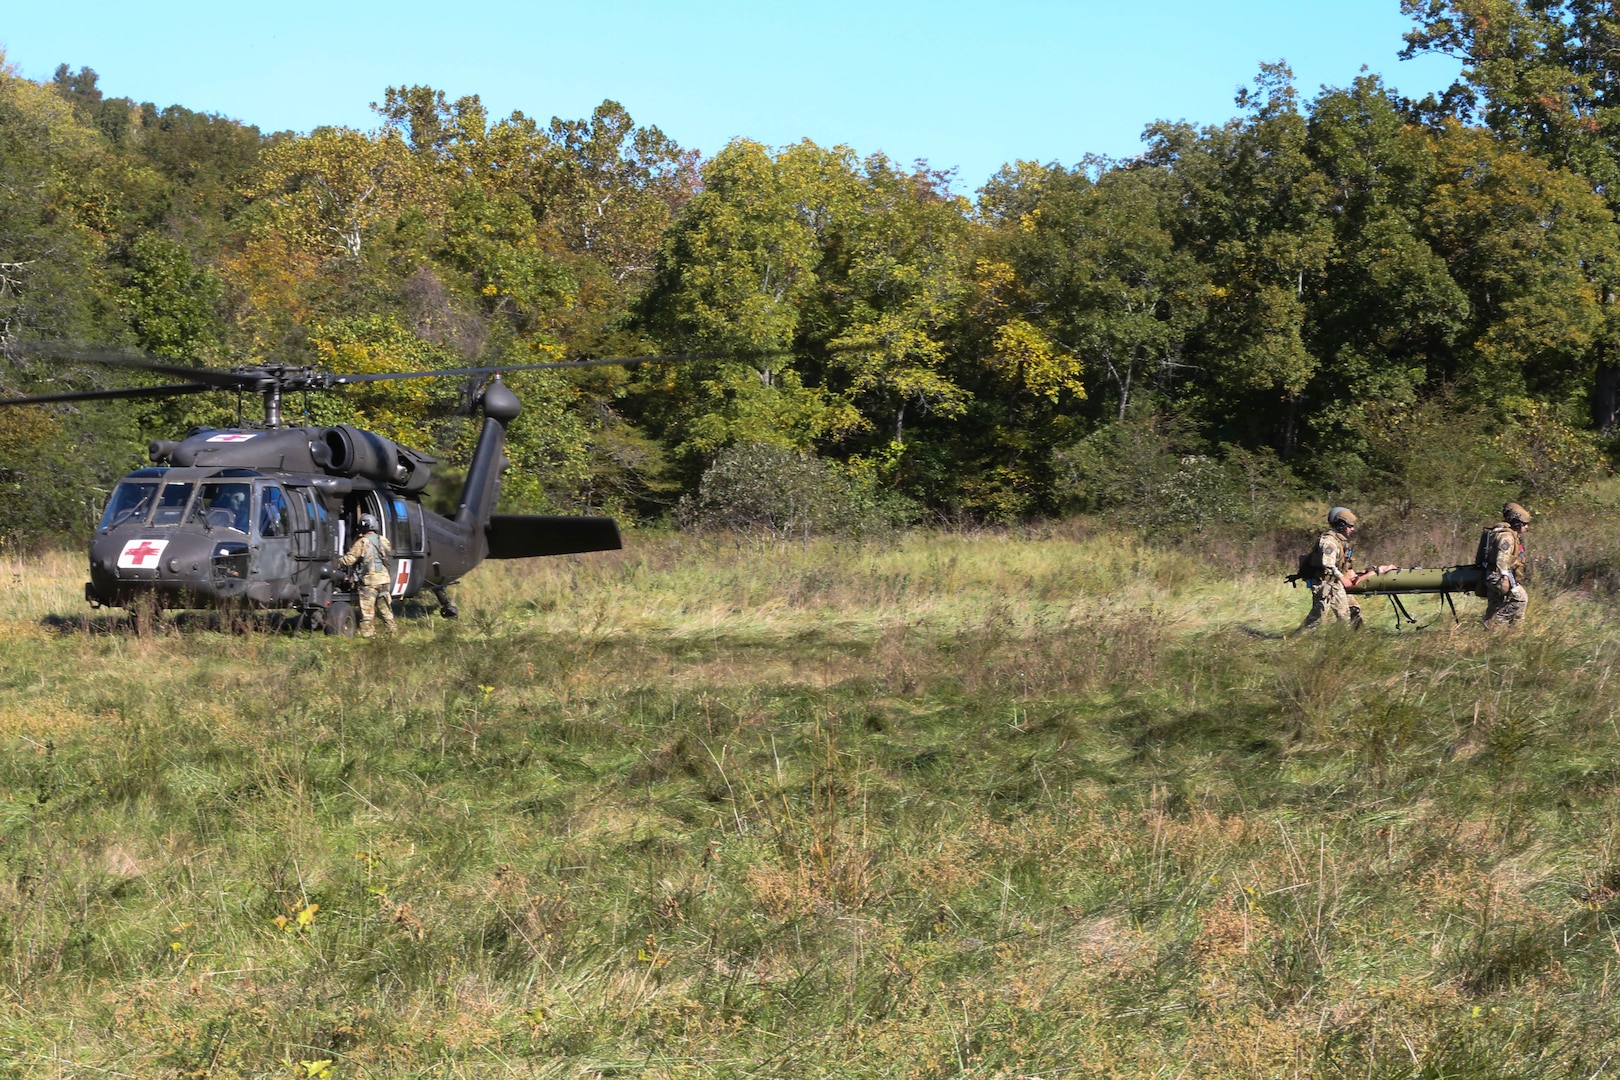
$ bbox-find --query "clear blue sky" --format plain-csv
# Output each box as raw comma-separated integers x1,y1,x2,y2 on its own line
1,1,1461,190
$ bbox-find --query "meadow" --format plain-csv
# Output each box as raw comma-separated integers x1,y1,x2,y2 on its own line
2,514,1620,1078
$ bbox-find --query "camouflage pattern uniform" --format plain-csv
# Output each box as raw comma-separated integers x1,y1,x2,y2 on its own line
1304,528,1362,629
340,530,395,637
1483,504,1529,627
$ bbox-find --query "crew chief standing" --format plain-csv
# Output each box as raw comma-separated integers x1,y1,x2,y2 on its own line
339,513,397,637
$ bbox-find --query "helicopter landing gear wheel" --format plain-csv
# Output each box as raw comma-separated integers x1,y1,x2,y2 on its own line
323,601,357,638
429,583,458,619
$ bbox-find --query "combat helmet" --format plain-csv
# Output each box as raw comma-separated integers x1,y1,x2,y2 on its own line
1328,506,1358,531
1502,501,1531,526
358,513,379,532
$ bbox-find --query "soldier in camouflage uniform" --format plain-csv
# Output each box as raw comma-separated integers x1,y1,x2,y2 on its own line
1302,507,1396,630
1482,501,1531,627
339,513,396,637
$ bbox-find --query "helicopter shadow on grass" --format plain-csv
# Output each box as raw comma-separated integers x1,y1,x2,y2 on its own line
38,600,443,637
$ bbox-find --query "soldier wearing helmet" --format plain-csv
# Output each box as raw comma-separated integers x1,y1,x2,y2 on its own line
338,512,396,637
1481,501,1531,626
1302,507,1397,630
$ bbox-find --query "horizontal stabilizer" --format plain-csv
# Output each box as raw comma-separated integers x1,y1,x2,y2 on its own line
485,514,623,559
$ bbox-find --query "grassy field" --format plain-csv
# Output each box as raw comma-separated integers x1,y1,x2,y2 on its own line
2,516,1620,1078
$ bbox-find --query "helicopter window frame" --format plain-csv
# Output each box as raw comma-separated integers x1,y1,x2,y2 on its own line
151,482,196,526
390,497,426,556
257,484,292,540
99,481,160,530
189,482,253,532
292,487,325,531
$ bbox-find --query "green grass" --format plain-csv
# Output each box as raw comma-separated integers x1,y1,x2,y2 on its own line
2,523,1620,1077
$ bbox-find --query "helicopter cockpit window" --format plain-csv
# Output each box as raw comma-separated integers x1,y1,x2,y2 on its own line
258,486,290,538
99,482,158,529
151,482,195,525
189,483,252,532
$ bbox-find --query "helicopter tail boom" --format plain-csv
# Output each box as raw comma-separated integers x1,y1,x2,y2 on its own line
453,378,522,531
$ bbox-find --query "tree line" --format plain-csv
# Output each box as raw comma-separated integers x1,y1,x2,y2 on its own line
3,2,1618,545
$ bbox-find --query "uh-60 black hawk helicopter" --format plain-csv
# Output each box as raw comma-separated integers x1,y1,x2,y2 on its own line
0,345,711,635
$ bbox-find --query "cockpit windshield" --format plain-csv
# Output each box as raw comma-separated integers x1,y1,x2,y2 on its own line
98,482,158,529
151,482,195,525
188,482,252,532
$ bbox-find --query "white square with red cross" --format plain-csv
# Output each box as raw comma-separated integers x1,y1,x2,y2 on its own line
392,560,411,596
118,538,169,569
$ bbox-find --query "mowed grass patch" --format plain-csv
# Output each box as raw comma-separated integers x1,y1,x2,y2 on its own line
0,527,1618,1076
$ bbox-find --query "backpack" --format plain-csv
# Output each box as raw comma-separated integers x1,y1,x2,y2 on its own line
362,533,390,576
1295,531,1336,581
1475,525,1509,570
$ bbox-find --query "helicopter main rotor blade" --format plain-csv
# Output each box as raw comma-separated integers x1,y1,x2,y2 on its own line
325,344,876,386
0,382,219,407
9,343,258,389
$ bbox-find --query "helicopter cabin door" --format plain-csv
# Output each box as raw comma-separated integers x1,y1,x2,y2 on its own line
386,495,423,599
287,486,323,563
251,482,296,595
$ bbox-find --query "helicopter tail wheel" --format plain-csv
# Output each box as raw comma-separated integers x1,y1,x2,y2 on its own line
323,601,357,638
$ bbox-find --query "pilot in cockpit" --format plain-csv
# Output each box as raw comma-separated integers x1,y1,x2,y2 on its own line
195,485,251,532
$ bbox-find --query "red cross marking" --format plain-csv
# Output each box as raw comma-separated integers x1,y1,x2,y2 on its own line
393,560,411,596
126,541,162,565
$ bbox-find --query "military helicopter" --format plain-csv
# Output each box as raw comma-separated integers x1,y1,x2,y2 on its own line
0,345,700,635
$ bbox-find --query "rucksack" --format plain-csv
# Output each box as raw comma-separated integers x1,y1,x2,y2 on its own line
1475,525,1509,570
1295,532,1337,580
362,533,390,576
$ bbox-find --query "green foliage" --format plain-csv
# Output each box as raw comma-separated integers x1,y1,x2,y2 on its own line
978,159,1202,422
634,141,972,471
0,405,144,548
1401,0,1620,191
1423,124,1620,397
1498,400,1604,503
124,231,222,361
12,44,1620,536
0,57,113,344
1349,392,1516,524
306,314,466,450
680,441,917,539
1054,408,1299,533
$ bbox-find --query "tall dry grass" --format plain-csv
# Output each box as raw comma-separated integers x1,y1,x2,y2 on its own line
0,522,1616,1076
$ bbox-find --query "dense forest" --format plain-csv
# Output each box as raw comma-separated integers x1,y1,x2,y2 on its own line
5,1,1620,545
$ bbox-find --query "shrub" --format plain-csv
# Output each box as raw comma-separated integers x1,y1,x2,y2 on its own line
1351,394,1516,523
680,442,917,539
1498,401,1603,505
1053,409,1298,534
